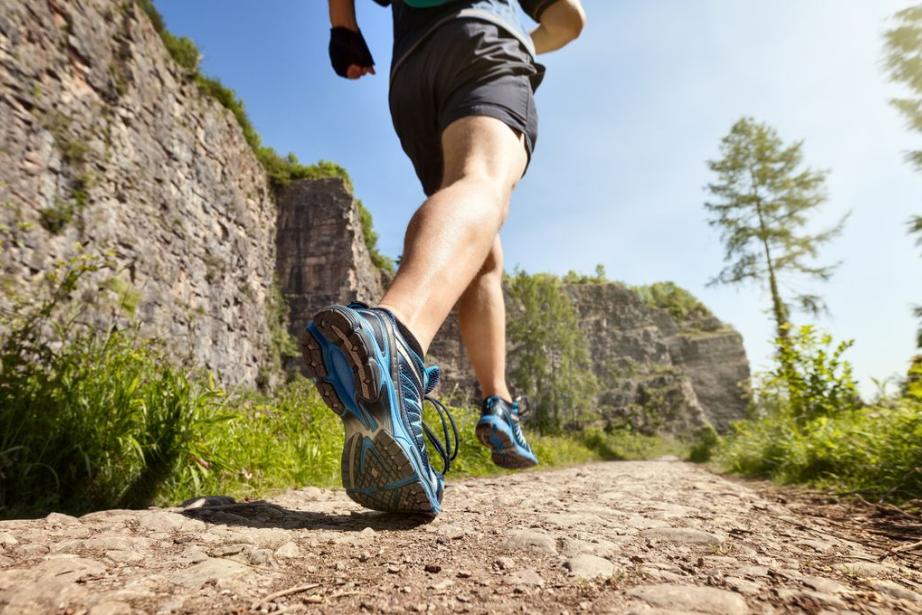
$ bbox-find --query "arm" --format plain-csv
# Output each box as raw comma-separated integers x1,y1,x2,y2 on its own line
329,0,359,31
530,0,586,55
328,0,376,79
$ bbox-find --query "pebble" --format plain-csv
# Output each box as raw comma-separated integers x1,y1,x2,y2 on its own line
627,584,749,615
505,529,558,554
640,528,724,546
506,568,544,587
424,564,442,573
870,579,922,603
274,541,300,558
169,558,250,589
88,601,132,615
563,554,615,579
0,532,18,546
494,556,516,570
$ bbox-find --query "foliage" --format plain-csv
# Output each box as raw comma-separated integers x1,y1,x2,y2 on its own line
705,117,846,339
562,264,608,285
687,426,720,463
506,270,599,432
763,325,862,425
0,257,222,517
159,378,344,504
632,282,715,326
262,279,300,388
907,201,921,355
884,5,922,172
719,398,922,503
906,355,922,401
357,200,395,276
718,330,922,504
883,9,922,348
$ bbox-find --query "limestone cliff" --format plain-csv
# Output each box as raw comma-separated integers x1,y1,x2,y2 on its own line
0,0,278,386
276,178,385,371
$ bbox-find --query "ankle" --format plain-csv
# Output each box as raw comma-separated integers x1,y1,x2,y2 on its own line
376,303,427,357
481,385,512,403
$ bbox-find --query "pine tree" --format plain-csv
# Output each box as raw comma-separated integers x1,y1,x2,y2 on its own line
705,117,847,341
884,6,922,348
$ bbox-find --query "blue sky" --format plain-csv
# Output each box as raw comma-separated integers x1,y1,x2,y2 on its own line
156,1,921,392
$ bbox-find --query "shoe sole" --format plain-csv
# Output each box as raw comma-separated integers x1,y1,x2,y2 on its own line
475,417,539,470
303,306,440,515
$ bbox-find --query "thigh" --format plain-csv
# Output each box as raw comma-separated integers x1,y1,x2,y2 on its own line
440,116,528,190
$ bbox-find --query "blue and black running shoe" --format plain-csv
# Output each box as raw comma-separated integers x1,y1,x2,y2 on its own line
475,396,539,469
302,303,458,515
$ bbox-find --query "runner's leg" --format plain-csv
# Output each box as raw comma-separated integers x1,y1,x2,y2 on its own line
378,115,527,353
458,236,513,401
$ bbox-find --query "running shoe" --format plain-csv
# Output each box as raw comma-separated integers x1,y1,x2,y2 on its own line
302,303,458,515
475,395,539,469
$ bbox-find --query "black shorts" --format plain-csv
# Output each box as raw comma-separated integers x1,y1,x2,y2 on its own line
389,19,544,196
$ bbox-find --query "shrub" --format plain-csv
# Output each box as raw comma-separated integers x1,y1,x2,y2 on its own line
633,282,715,326
718,328,922,503
769,325,862,425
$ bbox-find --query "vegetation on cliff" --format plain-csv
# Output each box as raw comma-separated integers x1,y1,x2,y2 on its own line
506,269,599,431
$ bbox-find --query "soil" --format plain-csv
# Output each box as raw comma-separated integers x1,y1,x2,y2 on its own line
1,460,920,614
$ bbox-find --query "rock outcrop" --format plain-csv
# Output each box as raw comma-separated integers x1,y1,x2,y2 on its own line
276,178,384,371
430,283,750,434
0,0,278,386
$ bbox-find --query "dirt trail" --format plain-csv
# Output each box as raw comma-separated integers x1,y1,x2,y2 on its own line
1,460,920,614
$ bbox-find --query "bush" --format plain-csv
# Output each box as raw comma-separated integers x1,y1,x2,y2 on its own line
632,282,715,326
768,325,862,425
718,327,922,503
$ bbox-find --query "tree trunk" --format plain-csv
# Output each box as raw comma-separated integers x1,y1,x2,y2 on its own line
754,199,788,339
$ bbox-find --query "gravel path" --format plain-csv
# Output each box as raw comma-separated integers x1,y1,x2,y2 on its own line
1,460,921,614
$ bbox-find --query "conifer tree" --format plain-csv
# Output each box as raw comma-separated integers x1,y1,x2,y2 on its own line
705,117,846,341
884,5,922,347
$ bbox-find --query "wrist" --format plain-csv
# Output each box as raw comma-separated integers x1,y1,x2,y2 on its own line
331,19,359,32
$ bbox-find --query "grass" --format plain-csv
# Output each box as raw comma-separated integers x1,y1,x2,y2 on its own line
716,397,922,503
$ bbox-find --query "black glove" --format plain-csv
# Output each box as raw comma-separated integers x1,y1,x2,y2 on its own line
329,27,375,78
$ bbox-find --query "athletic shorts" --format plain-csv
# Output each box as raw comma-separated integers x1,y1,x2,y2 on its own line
388,19,545,196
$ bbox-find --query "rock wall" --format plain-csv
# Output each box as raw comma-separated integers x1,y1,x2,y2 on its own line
276,178,384,369
0,0,278,386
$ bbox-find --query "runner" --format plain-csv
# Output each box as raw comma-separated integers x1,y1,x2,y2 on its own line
305,0,586,515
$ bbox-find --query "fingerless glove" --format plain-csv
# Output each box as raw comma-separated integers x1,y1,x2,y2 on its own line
329,27,375,78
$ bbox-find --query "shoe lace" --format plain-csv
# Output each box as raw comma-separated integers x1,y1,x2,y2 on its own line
422,395,459,476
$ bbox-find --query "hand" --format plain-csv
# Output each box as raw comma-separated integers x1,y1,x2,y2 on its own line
329,27,376,79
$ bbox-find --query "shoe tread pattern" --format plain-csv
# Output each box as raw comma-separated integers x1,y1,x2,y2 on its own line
343,432,433,513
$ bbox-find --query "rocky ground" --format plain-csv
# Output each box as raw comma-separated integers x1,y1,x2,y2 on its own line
1,460,921,614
